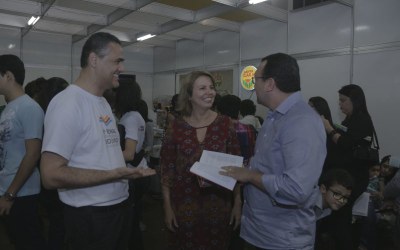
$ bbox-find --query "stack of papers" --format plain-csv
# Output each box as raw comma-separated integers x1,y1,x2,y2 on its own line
190,150,243,191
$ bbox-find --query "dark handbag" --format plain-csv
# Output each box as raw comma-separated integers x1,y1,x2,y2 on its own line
353,126,380,163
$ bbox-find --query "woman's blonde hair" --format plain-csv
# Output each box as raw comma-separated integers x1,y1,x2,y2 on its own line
176,71,216,116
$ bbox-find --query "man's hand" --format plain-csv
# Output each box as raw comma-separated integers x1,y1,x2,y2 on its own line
220,166,257,183
116,167,156,180
0,197,14,216
220,166,265,191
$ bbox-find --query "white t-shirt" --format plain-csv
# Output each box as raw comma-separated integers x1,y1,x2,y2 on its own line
119,111,147,167
240,115,261,131
42,85,128,207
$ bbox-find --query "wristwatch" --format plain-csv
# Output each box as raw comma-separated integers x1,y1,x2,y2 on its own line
3,192,15,201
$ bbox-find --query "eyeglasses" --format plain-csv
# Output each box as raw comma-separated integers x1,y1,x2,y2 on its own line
252,76,265,84
329,188,350,203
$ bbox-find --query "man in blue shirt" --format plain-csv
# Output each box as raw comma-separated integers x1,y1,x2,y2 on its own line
0,54,46,249
221,53,326,249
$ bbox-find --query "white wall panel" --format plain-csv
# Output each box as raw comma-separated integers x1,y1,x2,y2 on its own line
354,0,400,46
298,55,351,123
23,31,71,67
154,47,176,72
288,3,351,54
0,26,20,56
176,40,203,70
353,50,400,157
204,30,239,66
240,19,287,61
123,47,153,73
153,73,175,100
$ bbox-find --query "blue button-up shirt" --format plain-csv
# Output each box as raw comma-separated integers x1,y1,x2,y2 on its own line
241,92,326,249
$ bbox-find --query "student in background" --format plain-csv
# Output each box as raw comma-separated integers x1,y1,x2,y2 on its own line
315,169,354,250
0,54,46,250
114,79,147,250
239,99,261,131
217,94,256,168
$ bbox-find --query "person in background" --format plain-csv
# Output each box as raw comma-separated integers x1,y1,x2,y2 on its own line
308,96,338,174
0,54,46,250
317,169,354,218
24,77,47,102
315,169,354,250
217,94,256,168
161,71,242,250
239,99,261,131
35,76,69,250
40,32,155,250
137,99,154,161
381,159,400,250
217,94,257,250
220,53,326,250
114,79,148,250
320,84,376,250
380,155,399,184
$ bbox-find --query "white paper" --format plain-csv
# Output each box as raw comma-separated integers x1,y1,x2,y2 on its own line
352,192,370,216
190,150,243,191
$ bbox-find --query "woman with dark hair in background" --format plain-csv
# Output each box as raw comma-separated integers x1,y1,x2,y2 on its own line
320,84,376,250
114,79,147,250
309,96,338,173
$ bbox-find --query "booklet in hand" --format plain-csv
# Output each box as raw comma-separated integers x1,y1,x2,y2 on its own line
190,150,243,191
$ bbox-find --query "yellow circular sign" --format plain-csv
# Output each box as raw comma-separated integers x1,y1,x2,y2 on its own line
240,65,256,90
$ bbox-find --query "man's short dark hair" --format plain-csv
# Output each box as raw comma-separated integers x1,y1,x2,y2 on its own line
80,32,121,68
0,54,25,85
319,169,354,190
261,53,300,93
217,94,241,119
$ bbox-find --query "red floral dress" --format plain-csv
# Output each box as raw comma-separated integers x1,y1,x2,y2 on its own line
161,114,241,250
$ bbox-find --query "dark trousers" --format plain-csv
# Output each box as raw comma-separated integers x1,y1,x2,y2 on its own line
63,199,131,250
3,194,46,250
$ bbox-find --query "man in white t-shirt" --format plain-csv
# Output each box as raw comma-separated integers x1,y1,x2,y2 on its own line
40,32,155,250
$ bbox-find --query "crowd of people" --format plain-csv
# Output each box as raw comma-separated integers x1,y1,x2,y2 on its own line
0,31,399,250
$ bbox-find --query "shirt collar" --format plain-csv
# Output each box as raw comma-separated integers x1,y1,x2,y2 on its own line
275,91,302,115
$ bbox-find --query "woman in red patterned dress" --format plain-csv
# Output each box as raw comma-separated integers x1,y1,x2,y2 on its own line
161,71,242,250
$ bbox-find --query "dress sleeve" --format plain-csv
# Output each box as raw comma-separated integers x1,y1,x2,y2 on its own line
160,120,177,187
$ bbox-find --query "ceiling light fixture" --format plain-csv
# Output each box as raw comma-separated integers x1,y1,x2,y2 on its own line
249,0,268,4
137,34,156,41
27,16,40,26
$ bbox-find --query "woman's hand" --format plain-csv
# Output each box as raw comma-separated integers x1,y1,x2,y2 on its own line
320,115,333,132
230,200,242,230
164,202,179,232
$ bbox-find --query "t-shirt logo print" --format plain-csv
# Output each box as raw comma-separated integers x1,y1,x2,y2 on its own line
99,115,112,126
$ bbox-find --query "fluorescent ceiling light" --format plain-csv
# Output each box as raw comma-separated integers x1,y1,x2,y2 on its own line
137,34,155,41
27,16,40,26
249,0,268,4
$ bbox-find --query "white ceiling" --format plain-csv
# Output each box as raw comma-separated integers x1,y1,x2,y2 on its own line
0,0,343,50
